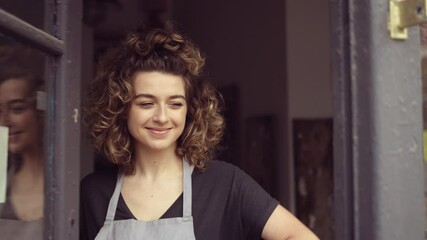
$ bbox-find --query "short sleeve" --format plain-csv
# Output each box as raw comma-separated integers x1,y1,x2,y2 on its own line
233,167,279,239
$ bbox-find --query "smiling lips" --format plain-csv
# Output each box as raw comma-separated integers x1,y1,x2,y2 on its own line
8,131,22,141
146,127,171,137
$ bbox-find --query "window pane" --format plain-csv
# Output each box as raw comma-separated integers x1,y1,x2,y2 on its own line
0,0,45,30
0,36,48,240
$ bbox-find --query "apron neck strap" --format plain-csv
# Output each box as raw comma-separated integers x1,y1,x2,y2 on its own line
182,158,193,217
105,168,125,222
105,158,194,222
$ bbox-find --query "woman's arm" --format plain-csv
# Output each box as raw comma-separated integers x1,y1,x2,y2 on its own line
261,205,319,240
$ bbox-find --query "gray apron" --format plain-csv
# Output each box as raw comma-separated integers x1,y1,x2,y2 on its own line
0,218,43,240
95,160,196,240
0,166,44,240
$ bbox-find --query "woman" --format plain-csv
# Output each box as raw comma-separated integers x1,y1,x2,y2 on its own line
0,50,45,240
81,27,318,240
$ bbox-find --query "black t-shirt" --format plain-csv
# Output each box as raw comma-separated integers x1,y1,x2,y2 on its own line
80,160,278,240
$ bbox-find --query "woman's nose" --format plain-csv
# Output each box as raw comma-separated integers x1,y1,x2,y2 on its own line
153,105,168,123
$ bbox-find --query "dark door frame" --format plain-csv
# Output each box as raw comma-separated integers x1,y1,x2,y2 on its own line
0,0,82,239
331,0,425,239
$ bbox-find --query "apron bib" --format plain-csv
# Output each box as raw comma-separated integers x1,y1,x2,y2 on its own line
0,218,43,240
0,165,44,240
95,159,196,240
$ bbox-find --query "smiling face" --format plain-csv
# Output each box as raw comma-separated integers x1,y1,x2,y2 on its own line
127,71,188,154
0,78,42,154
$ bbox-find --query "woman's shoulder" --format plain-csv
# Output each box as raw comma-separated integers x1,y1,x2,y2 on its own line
200,160,240,175
80,167,118,199
195,160,253,185
81,167,118,185
205,159,236,169
80,167,119,240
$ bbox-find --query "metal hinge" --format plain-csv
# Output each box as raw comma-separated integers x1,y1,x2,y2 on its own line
389,0,427,40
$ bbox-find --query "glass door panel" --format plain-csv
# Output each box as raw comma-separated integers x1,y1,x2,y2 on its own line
0,35,50,240
0,0,45,30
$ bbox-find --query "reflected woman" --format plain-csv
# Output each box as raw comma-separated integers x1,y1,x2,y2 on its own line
0,47,45,240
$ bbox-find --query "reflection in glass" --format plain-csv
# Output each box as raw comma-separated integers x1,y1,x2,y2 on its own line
0,40,45,240
0,1,45,30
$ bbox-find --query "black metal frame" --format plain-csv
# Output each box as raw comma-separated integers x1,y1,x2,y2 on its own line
332,0,425,239
0,0,82,239
0,8,63,55
330,0,354,239
49,0,82,239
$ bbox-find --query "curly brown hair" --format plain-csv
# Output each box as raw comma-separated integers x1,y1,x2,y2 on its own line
85,28,224,172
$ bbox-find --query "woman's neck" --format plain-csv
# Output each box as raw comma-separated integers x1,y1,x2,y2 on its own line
10,147,44,221
132,148,182,180
17,147,44,179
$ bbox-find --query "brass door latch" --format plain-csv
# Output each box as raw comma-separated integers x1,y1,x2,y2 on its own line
389,0,427,40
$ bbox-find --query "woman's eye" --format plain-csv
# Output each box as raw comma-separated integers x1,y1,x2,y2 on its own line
137,102,154,108
10,105,27,113
169,102,183,109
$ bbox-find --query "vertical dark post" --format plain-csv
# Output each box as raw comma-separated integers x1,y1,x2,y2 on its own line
333,0,425,239
331,0,354,239
50,0,82,239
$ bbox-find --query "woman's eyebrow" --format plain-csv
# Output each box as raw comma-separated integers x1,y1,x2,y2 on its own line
134,93,155,99
134,94,186,100
169,95,186,100
7,99,27,105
